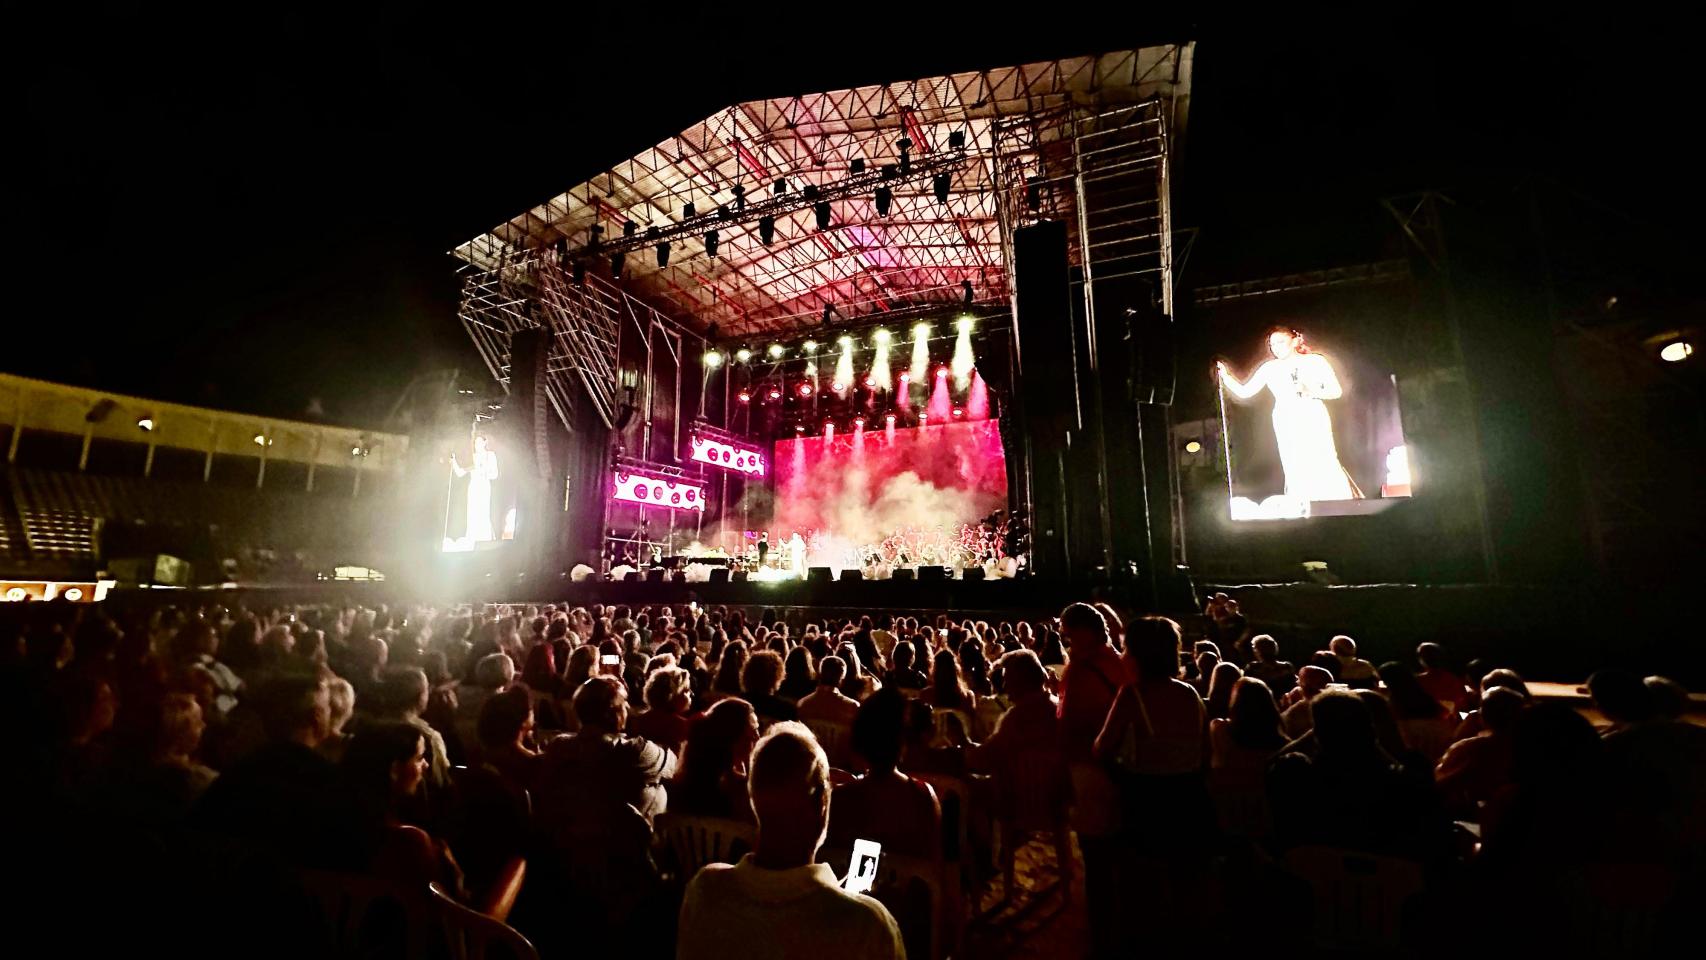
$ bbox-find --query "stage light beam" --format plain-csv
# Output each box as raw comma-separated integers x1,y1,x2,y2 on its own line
703,350,723,369
871,328,892,391
835,336,855,395
768,343,785,359
910,323,930,384
735,348,753,363
1661,341,1694,362
952,315,976,389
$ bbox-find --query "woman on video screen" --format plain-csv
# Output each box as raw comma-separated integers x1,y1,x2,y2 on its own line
1217,328,1361,502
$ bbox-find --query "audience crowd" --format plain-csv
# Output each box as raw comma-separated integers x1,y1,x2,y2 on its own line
4,591,1701,958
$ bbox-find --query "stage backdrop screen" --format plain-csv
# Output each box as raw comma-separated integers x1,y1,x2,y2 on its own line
772,418,1008,571
1218,327,1412,520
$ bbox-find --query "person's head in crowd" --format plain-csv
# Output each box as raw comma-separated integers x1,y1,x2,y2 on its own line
341,721,429,819
1193,640,1221,659
817,655,847,691
1091,602,1125,648
1309,690,1386,766
473,652,515,692
1510,701,1602,787
352,634,389,679
959,643,993,696
571,675,629,734
176,665,218,721
998,649,1048,700
257,674,332,748
1296,664,1333,700
171,619,219,665
1586,669,1653,727
156,691,206,763
1415,642,1453,673
1058,602,1111,652
892,640,918,674
565,645,599,691
545,618,570,646
714,641,750,696
645,666,693,716
681,698,760,802
1378,661,1447,719
782,646,814,687
1205,662,1241,718
1642,676,1688,722
325,677,356,737
1252,635,1281,663
931,649,972,710
382,667,431,720
1479,687,1526,734
1307,650,1340,679
1194,649,1220,682
743,650,786,700
851,687,908,774
1125,615,1183,681
838,643,870,698
60,674,117,746
1329,635,1359,660
478,686,536,753
292,629,328,671
521,643,557,691
1355,690,1411,764
1479,668,1528,698
1228,678,1286,750
747,723,831,865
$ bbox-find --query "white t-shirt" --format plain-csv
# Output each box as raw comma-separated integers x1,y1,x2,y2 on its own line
677,855,904,960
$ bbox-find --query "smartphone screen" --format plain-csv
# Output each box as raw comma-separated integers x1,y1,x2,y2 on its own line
845,838,882,894
601,654,621,666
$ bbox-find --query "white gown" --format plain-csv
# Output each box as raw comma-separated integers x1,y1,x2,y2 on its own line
1264,354,1356,502
466,449,498,541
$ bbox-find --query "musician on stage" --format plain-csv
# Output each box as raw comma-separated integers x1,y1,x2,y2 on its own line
757,531,770,568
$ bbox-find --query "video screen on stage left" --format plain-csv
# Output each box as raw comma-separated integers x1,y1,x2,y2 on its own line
772,419,1009,574
1217,327,1412,521
441,429,518,552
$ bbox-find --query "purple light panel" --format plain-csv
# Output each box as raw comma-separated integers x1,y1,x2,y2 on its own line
689,434,766,476
611,471,706,511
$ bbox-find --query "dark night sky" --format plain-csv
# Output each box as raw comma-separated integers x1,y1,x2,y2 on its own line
13,9,1696,428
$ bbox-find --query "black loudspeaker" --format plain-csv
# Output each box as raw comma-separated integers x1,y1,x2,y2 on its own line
624,571,642,582
892,568,915,581
1012,220,1076,578
731,570,749,583
708,568,730,584
839,569,864,581
506,326,553,479
647,568,666,583
962,566,986,581
917,566,948,582
808,567,834,583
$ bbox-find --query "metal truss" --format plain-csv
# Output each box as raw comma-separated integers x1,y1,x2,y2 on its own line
1193,259,1413,304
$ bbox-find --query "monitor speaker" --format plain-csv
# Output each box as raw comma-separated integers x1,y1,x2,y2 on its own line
839,569,864,581
646,568,666,583
962,566,986,581
708,568,730,584
731,570,749,583
807,567,834,583
891,568,915,581
624,571,642,582
917,566,947,582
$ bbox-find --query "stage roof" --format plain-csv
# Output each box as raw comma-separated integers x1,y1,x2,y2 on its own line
454,47,1193,338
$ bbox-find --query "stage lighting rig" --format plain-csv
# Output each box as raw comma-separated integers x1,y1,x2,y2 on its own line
704,230,719,257
656,242,671,268
814,201,832,230
934,173,951,204
759,216,776,244
768,343,785,359
731,184,747,210
875,186,893,216
735,347,753,363
948,129,966,149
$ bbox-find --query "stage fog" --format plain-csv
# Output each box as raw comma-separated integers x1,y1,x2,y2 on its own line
771,419,1008,572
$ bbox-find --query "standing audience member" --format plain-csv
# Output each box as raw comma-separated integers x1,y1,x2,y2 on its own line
1056,602,1127,960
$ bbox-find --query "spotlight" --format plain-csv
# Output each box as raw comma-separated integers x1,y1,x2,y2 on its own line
1025,178,1042,212
933,173,951,204
953,408,964,418
885,413,897,424
351,446,364,457
1661,341,1694,362
773,178,787,195
880,163,898,181
717,204,731,220
768,387,782,400
1184,440,1203,454
952,317,976,386
136,417,154,432
803,340,818,353
910,323,930,382
956,314,975,332
814,201,832,230
831,381,845,393
936,367,949,379
732,184,747,210
805,361,818,376
682,202,696,220
610,252,624,278
656,242,671,268
737,389,751,403
768,343,785,359
252,434,272,446
703,350,724,368
623,220,638,238
822,304,832,325
854,415,866,427
962,280,974,305
795,424,805,433
874,329,891,342
875,186,893,216
897,136,912,175
863,376,876,387
913,321,931,336
704,230,719,257
803,184,820,201
799,383,814,397
759,216,776,245
850,158,865,174
571,261,586,285
948,129,966,150
735,347,753,363
838,335,854,347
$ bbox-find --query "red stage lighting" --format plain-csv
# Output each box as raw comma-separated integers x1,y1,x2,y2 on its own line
936,367,949,378
798,383,813,397
854,416,865,427
885,413,897,423
863,375,875,388
795,424,805,433
737,390,751,403
768,388,782,400
953,408,964,418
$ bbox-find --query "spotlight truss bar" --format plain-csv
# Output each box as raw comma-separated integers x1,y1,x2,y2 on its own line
688,432,766,477
611,469,706,511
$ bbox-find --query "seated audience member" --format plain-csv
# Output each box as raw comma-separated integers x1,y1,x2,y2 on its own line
1204,661,1242,721
1243,635,1297,698
1267,690,1448,859
1479,702,1609,873
1453,668,1529,740
837,643,880,701
742,650,799,726
320,676,357,761
708,642,749,705
1329,635,1378,687
1188,649,1220,698
476,686,543,792
1643,675,1690,722
671,698,760,822
377,667,452,792
777,647,817,703
1281,666,1333,739
827,688,942,860
1209,677,1288,772
676,723,905,960
1586,668,1655,734
1434,687,1524,814
454,652,514,766
537,675,676,824
193,675,358,869
1378,661,1458,765
628,666,696,756
798,656,861,727
969,650,1070,894
926,648,978,724
341,721,469,901
1414,642,1470,711
886,641,928,693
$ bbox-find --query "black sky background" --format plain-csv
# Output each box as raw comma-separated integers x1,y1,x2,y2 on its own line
13,7,1697,428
